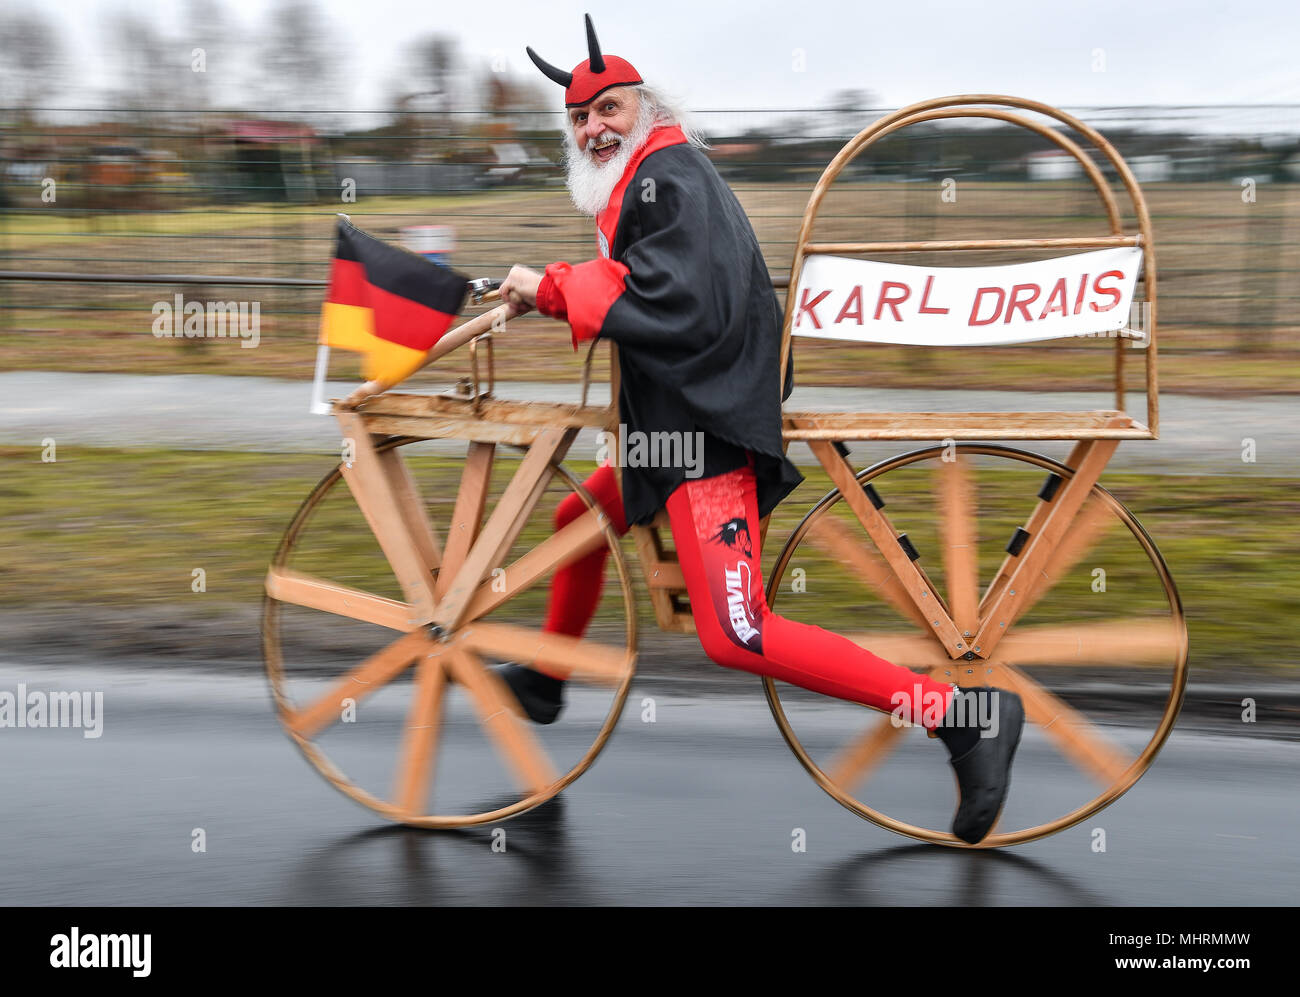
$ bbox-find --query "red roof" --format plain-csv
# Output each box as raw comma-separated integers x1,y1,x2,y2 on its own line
224,119,317,143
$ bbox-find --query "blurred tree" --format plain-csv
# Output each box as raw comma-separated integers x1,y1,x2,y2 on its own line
257,0,340,123
380,82,419,161
378,33,463,162
0,9,64,118
406,33,461,136
826,88,879,139
102,8,177,117
177,0,235,112
473,66,551,137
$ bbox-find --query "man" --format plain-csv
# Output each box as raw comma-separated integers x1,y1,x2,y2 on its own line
497,15,1023,845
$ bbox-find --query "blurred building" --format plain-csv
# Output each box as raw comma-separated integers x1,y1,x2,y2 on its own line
219,118,322,202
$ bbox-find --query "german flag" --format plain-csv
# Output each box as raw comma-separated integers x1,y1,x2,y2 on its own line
318,218,469,386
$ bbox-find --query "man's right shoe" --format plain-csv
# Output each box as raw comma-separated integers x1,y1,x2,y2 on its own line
933,686,1025,845
493,663,566,725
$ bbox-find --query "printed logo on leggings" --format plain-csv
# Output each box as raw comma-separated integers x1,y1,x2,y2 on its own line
710,517,752,558
724,561,760,645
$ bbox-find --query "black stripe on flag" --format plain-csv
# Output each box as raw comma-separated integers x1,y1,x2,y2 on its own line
335,220,469,316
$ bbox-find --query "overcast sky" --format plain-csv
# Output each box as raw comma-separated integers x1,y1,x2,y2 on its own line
15,0,1300,112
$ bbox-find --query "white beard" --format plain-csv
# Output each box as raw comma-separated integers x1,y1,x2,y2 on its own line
562,97,658,217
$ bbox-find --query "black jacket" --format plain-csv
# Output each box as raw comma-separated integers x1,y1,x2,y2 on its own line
600,142,802,525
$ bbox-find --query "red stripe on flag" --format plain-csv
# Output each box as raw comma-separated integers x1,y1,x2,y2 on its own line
367,282,456,351
326,258,367,307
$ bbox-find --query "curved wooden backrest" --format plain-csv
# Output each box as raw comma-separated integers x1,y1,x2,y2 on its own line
780,94,1159,436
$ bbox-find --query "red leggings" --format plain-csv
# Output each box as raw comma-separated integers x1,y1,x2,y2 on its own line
542,462,955,728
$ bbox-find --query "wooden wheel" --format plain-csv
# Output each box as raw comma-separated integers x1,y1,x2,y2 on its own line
763,444,1188,847
262,429,636,828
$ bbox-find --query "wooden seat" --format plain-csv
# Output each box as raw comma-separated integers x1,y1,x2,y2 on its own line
782,410,1152,442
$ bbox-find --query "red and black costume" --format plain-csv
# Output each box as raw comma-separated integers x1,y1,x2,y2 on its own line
522,17,957,727
535,125,803,526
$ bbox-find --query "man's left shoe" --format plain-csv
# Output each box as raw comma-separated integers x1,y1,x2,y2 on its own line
933,687,1025,845
492,663,566,725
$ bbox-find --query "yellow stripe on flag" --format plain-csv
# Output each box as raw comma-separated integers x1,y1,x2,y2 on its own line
320,301,428,385
362,339,427,385
319,302,374,350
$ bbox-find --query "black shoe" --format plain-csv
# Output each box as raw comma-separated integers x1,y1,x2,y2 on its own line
493,663,565,725
934,687,1025,845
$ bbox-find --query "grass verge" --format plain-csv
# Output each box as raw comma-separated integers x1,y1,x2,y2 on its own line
0,445,1294,673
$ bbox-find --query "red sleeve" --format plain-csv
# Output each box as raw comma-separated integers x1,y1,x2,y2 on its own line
535,271,566,321
536,259,630,350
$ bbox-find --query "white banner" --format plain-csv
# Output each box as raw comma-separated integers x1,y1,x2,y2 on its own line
792,247,1143,346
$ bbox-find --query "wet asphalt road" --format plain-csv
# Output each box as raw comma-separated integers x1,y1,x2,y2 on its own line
1,659,1293,906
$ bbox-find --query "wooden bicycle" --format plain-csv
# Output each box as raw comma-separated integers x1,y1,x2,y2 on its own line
263,95,1188,847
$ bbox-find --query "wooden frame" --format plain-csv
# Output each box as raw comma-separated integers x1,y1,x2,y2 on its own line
261,94,1186,847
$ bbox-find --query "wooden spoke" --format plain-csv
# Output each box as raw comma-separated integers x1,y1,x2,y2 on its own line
377,446,442,577
435,427,578,631
842,632,954,670
823,660,955,791
809,441,965,656
974,439,1118,657
445,647,559,795
806,515,931,630
992,619,1179,667
459,505,608,623
936,455,979,635
393,656,448,815
283,629,430,739
826,714,907,791
1004,497,1114,628
436,442,495,599
462,623,634,687
335,412,438,619
979,440,1093,617
265,568,417,631
991,665,1132,785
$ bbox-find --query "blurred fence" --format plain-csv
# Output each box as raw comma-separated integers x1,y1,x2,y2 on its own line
1,103,1297,356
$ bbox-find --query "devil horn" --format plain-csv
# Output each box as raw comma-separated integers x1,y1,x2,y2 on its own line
526,46,573,87
584,14,605,73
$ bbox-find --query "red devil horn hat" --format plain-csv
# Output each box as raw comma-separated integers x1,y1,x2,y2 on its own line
526,13,643,108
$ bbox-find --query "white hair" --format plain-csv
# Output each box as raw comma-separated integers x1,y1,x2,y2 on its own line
633,82,711,150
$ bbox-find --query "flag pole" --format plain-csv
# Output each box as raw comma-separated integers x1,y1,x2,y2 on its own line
309,344,332,415
308,215,353,414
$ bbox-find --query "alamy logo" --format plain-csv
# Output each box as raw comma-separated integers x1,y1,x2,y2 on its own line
152,294,260,348
889,684,1000,736
595,425,704,478
50,928,151,977
0,684,103,738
